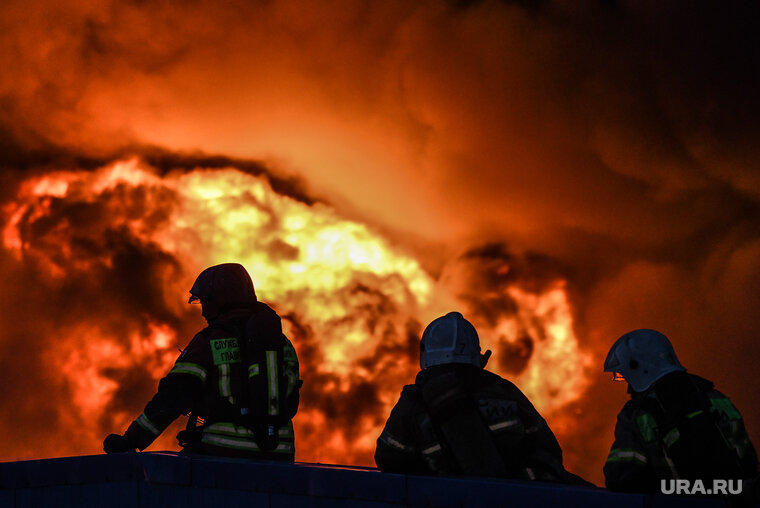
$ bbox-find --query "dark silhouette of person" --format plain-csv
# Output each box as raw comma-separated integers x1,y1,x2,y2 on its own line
103,263,300,460
375,312,577,482
603,329,757,494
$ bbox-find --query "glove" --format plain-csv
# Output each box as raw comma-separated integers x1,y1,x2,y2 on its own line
103,433,137,454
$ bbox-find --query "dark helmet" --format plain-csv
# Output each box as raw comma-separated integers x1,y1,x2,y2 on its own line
188,263,257,321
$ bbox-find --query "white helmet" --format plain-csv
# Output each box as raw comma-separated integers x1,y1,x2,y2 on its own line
604,329,685,393
420,312,482,369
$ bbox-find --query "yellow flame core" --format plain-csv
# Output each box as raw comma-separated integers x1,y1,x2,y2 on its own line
2,158,591,464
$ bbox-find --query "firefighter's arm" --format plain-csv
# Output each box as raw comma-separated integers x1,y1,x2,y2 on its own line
520,415,565,480
121,371,203,451
375,386,424,473
709,390,759,474
105,335,209,453
508,389,563,480
603,407,655,493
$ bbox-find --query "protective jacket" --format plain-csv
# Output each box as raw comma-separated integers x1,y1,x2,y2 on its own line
124,302,298,460
375,363,565,481
604,371,758,493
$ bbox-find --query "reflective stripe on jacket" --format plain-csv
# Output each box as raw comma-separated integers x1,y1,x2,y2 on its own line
201,421,295,459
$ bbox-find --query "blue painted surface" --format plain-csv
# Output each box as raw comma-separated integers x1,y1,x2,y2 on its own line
0,452,743,507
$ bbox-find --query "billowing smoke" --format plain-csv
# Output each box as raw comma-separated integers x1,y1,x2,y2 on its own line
1,0,759,485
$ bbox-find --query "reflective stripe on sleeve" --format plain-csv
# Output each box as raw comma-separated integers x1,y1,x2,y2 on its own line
489,418,521,432
380,431,415,453
606,448,648,465
664,455,680,478
136,412,161,436
169,362,208,382
422,443,442,455
663,428,680,448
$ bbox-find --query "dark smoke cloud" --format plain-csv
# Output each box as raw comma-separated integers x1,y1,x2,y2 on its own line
130,149,320,206
0,193,194,458
1,0,759,485
439,243,571,374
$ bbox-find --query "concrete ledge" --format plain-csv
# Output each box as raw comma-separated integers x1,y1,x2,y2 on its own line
0,452,735,507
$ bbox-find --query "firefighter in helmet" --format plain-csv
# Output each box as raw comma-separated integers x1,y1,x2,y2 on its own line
603,329,758,493
103,263,301,460
375,311,575,481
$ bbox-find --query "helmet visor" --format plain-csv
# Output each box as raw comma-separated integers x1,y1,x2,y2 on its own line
611,372,626,382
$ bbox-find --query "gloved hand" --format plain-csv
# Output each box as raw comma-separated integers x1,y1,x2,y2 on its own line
103,433,137,454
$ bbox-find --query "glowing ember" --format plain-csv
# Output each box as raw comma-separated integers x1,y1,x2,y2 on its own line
1,158,591,466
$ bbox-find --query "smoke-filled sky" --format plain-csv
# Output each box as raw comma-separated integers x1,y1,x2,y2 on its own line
1,0,759,486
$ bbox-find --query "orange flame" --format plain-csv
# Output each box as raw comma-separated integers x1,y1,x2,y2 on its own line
1,158,591,466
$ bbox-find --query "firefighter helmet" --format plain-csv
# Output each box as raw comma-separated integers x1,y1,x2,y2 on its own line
604,328,685,393
188,263,257,321
420,312,483,369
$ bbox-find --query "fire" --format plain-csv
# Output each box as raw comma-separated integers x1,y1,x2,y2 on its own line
1,157,590,466
505,284,591,413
